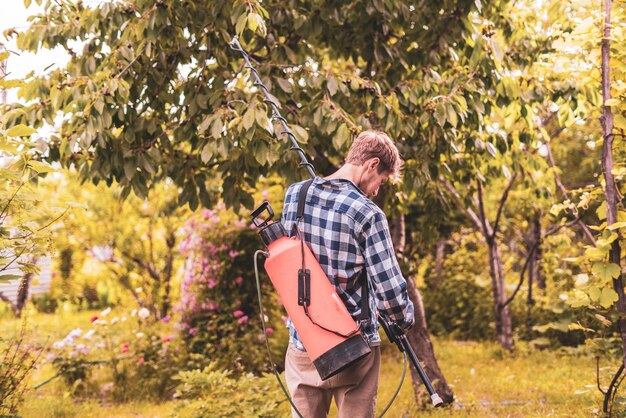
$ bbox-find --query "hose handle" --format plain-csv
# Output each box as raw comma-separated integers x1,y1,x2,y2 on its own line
378,315,404,351
251,201,275,228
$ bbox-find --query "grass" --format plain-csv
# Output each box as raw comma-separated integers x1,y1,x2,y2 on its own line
1,307,611,417
376,340,603,418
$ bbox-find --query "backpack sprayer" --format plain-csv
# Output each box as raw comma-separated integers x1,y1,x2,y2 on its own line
228,35,444,414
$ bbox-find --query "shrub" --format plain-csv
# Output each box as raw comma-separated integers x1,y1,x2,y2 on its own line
176,207,288,375
46,307,183,401
0,321,42,416
172,363,288,418
32,293,59,314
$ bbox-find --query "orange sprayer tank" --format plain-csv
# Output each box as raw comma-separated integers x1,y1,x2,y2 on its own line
253,202,371,380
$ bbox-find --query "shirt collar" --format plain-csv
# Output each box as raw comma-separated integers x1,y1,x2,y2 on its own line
315,176,366,197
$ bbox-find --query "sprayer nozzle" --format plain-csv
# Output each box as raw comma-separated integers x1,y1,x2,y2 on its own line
431,393,444,407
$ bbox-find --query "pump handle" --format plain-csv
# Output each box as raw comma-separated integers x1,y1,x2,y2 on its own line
251,201,275,228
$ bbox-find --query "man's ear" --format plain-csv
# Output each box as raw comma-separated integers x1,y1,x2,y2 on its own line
369,157,380,171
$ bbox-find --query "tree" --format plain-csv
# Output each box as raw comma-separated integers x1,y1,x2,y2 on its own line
1,53,72,315
49,175,190,319
10,0,596,401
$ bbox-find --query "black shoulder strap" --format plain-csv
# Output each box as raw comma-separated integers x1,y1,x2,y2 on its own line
356,269,370,322
296,178,314,221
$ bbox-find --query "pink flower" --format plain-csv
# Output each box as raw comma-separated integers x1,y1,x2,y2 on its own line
189,327,198,336
233,310,244,318
233,277,243,285
160,315,171,323
201,209,216,219
237,315,249,325
162,335,174,343
138,357,145,366
90,315,99,323
120,342,130,353
265,327,274,335
229,250,239,258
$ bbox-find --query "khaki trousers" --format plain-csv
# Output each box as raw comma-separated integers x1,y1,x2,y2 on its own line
285,343,381,418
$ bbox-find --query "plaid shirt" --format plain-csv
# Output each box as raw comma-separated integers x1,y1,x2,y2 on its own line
281,176,414,351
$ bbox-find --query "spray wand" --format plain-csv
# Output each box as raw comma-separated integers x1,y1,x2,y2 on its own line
229,35,444,411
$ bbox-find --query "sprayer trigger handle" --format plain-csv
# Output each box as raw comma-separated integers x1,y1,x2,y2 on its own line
251,201,274,228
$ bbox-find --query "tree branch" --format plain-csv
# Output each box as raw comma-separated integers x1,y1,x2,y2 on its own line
440,177,484,232
476,180,491,240
542,139,597,246
501,215,582,309
493,172,518,238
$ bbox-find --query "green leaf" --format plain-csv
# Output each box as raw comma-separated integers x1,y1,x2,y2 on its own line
332,124,350,149
291,125,309,144
211,118,223,140
255,109,272,134
588,286,601,302
94,98,105,114
607,222,626,230
198,115,214,133
0,168,22,181
445,103,458,128
200,143,213,163
592,262,621,283
0,79,23,89
6,124,36,137
0,274,21,282
599,287,619,308
27,160,56,173
614,114,626,130
276,78,293,93
327,77,338,96
235,14,247,35
243,105,256,130
254,140,269,165
247,13,259,32
596,201,607,221
434,103,446,127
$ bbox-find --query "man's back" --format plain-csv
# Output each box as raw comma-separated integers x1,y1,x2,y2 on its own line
281,176,413,350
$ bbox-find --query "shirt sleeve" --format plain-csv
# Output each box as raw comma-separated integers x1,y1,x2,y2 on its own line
360,210,414,330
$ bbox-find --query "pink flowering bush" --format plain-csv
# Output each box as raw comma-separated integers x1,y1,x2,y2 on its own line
176,206,288,374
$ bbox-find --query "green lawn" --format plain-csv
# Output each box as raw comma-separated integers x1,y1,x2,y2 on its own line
1,308,609,417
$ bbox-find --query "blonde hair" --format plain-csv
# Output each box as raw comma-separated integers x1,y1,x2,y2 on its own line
345,130,403,182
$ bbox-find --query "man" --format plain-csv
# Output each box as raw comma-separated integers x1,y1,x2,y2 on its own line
281,129,415,418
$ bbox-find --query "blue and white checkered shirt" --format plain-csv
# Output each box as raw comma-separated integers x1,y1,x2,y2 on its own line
281,176,415,351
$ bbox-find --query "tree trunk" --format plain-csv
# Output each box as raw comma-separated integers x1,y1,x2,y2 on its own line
441,177,516,350
160,231,176,319
533,215,544,290
526,250,534,340
14,257,37,317
488,241,514,350
389,213,454,404
525,214,542,339
600,0,626,369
